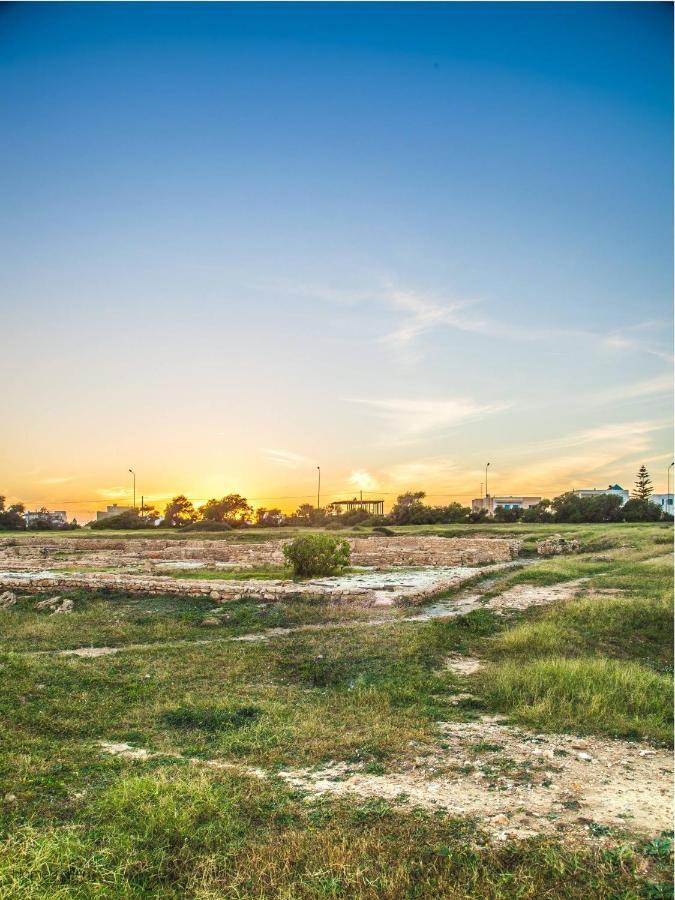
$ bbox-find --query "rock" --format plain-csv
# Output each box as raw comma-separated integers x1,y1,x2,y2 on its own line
0,591,17,609
536,538,581,557
491,814,509,826
3,793,17,803
51,599,74,615
577,752,593,762
201,617,220,626
35,596,61,610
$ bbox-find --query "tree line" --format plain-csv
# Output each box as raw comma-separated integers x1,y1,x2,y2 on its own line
0,465,670,531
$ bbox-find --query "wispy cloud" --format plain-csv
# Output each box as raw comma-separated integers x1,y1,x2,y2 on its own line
378,290,486,349
39,475,75,485
350,396,509,442
591,373,672,404
96,486,131,499
524,420,663,455
263,448,316,470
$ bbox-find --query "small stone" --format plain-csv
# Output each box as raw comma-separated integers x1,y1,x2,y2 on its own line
201,617,220,626
4,794,16,803
577,752,593,762
491,814,509,826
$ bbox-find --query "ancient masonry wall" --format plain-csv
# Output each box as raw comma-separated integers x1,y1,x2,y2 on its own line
0,535,521,604
0,535,520,568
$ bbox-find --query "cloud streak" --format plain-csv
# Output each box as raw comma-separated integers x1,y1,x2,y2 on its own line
350,396,509,442
263,448,316,470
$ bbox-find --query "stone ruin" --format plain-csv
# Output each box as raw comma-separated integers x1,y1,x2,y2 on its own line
0,534,522,606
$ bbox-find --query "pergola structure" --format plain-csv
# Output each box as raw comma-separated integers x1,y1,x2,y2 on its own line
328,498,385,516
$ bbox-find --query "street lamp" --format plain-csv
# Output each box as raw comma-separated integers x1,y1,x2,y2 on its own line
316,466,321,510
485,462,490,498
128,469,136,509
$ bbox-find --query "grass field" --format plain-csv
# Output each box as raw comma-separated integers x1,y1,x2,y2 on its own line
0,523,672,897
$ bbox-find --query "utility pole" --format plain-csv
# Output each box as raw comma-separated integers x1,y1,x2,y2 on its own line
140,495,144,522
485,462,490,498
128,469,136,509
316,466,321,510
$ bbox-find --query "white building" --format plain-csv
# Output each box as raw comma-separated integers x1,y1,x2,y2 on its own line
24,510,68,527
573,484,629,506
471,495,541,515
651,493,674,514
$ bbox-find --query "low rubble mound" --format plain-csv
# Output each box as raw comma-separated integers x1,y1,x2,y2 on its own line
0,590,17,609
536,537,581,557
34,595,63,611
35,596,74,615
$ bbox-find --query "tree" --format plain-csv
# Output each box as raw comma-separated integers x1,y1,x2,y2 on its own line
162,495,198,527
91,509,145,529
256,507,284,527
0,497,26,530
139,502,160,525
389,492,427,525
521,500,553,523
633,466,654,501
199,494,252,525
493,505,523,523
622,498,662,522
551,492,624,523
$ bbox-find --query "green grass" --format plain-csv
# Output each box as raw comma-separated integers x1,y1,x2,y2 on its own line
0,523,672,896
478,657,673,744
0,767,670,899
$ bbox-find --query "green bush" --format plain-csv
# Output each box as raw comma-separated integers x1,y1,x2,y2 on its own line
283,534,350,577
181,520,233,532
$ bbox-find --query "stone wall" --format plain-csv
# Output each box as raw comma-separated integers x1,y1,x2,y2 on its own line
0,535,520,571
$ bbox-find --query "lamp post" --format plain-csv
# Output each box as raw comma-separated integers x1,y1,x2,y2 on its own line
316,466,321,510
128,469,136,510
668,462,674,507
485,462,490,498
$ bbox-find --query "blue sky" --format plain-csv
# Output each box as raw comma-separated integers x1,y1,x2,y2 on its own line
0,3,672,520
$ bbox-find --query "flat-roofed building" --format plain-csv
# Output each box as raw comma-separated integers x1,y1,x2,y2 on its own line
573,484,629,506
96,504,133,521
471,495,541,516
651,493,674,514
24,509,68,527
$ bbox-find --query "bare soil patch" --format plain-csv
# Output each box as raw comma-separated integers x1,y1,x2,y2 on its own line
483,579,586,614
278,717,672,842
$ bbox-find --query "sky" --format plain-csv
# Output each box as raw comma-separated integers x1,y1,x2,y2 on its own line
0,2,673,522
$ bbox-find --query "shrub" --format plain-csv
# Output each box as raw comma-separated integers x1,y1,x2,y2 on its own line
283,534,350,577
90,510,145,529
181,520,233,532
